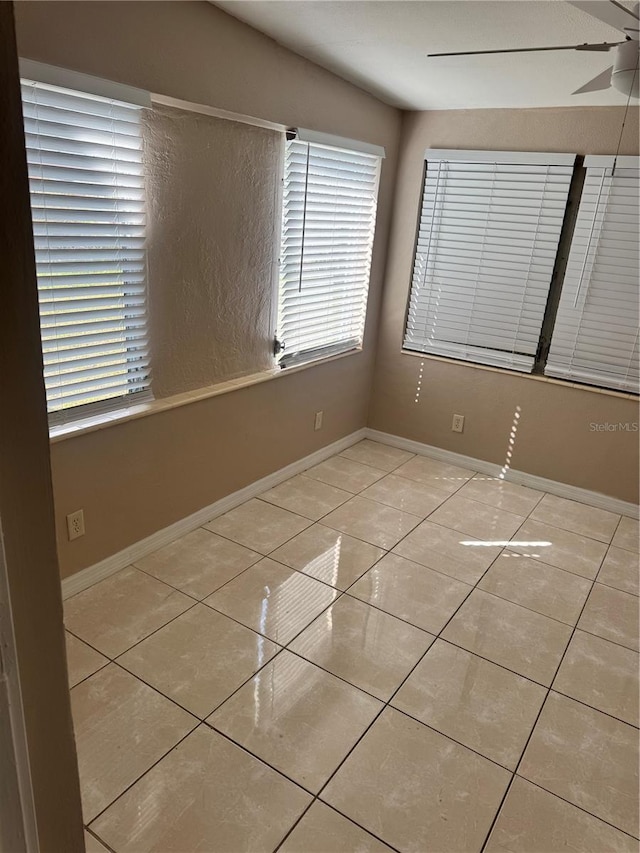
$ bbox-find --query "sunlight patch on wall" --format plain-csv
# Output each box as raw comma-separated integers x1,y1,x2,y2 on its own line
499,405,521,480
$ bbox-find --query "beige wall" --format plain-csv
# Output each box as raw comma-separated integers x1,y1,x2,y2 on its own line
1,4,83,847
370,107,640,504
15,1,402,577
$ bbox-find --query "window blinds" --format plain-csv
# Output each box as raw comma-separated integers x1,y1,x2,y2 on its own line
404,150,575,372
277,137,381,367
546,156,639,393
21,77,151,422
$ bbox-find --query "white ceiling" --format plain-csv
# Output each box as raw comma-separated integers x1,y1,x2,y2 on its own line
214,0,637,109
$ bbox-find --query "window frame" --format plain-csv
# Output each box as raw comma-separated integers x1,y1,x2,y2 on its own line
402,148,576,374
402,149,639,397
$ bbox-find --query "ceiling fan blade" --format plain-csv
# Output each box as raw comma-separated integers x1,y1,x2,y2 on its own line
428,42,622,57
573,66,614,93
568,1,639,33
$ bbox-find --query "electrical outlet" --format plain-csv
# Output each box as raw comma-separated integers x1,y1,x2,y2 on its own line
314,411,323,431
452,414,465,433
66,509,85,541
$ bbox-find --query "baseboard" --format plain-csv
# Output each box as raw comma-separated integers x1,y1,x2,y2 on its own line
62,424,638,599
61,428,367,599
365,428,640,519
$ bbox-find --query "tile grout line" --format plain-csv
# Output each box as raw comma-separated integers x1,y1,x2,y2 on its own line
82,487,636,841
77,449,617,627
135,454,495,851
593,576,640,598
477,511,631,852
65,440,631,609
79,500,356,668
69,594,202,670
86,720,201,831
344,579,577,631
507,775,640,842
71,498,399,740
91,531,632,843
300,799,406,853
84,825,117,853
79,610,639,757
270,500,535,852
565,623,639,655
70,447,635,849
331,448,627,545
252,443,479,545
255,476,620,583
67,658,110,691
276,499,635,850
73,453,537,839
99,509,613,685
71,461,616,688
547,686,639,730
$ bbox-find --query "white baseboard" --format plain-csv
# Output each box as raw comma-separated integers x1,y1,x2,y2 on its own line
61,428,367,599
62,424,638,599
365,428,640,520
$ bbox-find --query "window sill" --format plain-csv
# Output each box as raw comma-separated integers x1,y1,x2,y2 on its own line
49,347,362,444
400,350,639,401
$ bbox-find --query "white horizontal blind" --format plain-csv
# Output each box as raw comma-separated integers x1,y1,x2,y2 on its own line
21,78,151,423
404,151,575,372
277,138,380,367
546,157,639,393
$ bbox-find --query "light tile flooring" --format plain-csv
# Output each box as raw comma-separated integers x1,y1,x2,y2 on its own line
63,439,640,853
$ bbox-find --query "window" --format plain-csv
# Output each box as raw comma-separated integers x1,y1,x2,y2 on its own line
404,150,575,372
277,130,383,368
20,66,151,425
546,156,639,394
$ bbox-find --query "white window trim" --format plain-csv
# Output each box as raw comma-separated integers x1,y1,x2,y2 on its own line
295,127,385,159
424,149,576,166
49,346,361,442
46,391,155,430
583,154,638,169
19,59,150,108
400,346,638,401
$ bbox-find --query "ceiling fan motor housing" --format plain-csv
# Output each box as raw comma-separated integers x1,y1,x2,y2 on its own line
612,39,639,97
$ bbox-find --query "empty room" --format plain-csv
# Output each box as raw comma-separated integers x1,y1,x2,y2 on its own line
1,0,639,851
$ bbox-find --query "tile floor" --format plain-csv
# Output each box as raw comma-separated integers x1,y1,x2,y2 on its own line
63,439,640,853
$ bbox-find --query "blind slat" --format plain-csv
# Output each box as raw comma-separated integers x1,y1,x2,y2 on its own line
546,164,639,393
277,138,380,365
403,153,574,371
21,77,151,421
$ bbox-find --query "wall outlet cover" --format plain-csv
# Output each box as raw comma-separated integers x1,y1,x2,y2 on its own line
66,510,85,541
452,414,465,433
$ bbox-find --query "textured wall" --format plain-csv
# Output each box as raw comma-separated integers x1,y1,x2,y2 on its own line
14,1,401,577
143,105,280,397
370,106,640,503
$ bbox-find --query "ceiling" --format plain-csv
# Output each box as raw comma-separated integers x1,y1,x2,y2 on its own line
213,0,638,109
